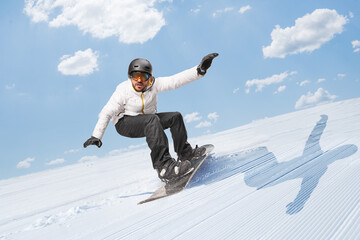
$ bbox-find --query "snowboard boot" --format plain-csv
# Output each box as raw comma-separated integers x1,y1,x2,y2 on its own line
179,145,207,163
157,158,193,182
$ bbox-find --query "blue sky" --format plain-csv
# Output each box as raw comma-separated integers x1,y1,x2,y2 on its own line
1,0,359,180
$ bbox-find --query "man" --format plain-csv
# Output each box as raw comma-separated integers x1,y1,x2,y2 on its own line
84,53,218,182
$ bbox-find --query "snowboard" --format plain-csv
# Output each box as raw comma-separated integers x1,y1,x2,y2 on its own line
138,144,214,204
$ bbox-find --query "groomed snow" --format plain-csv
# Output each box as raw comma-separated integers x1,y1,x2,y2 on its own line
1,98,359,239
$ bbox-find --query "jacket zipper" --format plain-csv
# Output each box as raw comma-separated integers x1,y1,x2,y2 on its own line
141,93,145,114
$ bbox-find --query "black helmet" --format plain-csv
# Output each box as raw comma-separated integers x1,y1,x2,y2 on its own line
128,58,153,77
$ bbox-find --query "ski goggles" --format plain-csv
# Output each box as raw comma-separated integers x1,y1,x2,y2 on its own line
130,72,151,82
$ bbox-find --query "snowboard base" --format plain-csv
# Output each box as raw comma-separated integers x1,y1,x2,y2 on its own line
138,144,214,204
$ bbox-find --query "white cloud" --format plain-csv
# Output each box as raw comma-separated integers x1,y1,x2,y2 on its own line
233,88,240,94
317,78,326,83
245,71,296,93
295,88,337,109
349,11,354,19
46,158,65,166
204,130,211,135
337,73,346,79
5,83,16,90
213,7,234,17
74,85,83,91
184,112,202,123
190,8,200,14
109,143,146,156
299,80,310,86
24,0,166,44
5,84,30,97
108,149,123,156
17,93,29,97
196,121,212,128
64,149,80,154
79,155,98,163
58,49,99,76
353,40,360,48
17,157,35,169
185,112,218,127
263,9,348,58
352,40,360,53
208,112,219,122
274,85,286,94
239,5,251,14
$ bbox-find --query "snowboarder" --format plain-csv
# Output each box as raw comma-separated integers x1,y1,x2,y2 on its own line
83,53,219,182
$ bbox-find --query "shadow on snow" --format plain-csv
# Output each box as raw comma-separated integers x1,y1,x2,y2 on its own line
188,115,358,215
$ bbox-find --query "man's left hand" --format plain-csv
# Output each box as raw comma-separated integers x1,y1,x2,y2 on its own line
197,53,219,75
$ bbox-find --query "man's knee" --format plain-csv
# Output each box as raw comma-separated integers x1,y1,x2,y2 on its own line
146,114,161,125
173,111,183,121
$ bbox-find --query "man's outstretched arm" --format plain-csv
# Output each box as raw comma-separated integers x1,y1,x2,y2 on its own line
155,53,219,92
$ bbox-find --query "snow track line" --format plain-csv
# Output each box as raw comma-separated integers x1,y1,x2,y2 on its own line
0,183,136,226
189,151,276,186
114,166,267,239
205,140,304,187
0,163,132,198
99,174,249,239
113,140,357,239
340,203,360,239
319,172,360,238
182,156,322,238
258,138,353,189
301,170,359,239
260,152,359,239
102,181,248,239
280,165,354,239
100,139,357,239
187,142,357,239
175,176,295,239
103,152,264,239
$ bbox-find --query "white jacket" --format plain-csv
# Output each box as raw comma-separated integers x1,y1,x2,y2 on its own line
92,66,203,139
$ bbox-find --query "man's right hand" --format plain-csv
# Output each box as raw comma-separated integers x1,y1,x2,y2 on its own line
197,53,219,75
83,136,102,148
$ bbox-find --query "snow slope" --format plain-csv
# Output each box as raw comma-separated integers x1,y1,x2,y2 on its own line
1,98,360,240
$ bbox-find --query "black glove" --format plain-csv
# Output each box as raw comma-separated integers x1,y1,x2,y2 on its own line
83,136,102,148
197,53,219,75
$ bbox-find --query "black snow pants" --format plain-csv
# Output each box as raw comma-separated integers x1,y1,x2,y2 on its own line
115,112,192,169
